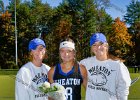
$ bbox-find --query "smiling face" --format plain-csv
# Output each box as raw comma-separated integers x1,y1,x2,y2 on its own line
91,41,108,60
60,47,75,63
30,45,46,62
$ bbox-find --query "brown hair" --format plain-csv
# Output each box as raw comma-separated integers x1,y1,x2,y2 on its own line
108,50,125,62
59,36,79,73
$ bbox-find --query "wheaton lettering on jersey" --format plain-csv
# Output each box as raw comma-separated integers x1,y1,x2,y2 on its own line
88,65,111,76
32,73,48,85
54,78,81,85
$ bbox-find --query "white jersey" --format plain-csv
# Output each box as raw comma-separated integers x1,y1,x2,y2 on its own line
80,56,131,100
15,62,50,100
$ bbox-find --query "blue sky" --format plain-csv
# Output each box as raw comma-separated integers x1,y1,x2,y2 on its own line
106,0,131,20
4,0,131,20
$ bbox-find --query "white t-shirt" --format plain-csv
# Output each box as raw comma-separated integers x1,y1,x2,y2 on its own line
15,62,50,100
80,56,131,100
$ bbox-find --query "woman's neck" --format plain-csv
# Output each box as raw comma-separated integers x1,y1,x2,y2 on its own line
32,60,42,67
61,61,74,70
96,55,108,61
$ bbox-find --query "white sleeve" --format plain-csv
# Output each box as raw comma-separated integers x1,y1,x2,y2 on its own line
116,62,131,100
79,59,87,66
15,69,30,100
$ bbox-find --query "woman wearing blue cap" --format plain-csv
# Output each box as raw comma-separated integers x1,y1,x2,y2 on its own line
15,38,50,100
80,33,131,100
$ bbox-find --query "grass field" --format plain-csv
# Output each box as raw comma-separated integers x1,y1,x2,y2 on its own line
0,75,15,100
128,73,140,100
0,73,140,100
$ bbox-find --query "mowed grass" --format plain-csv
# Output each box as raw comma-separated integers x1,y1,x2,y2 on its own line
129,73,140,100
0,73,140,100
0,75,15,100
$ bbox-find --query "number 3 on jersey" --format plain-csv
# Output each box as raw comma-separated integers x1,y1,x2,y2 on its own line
66,87,72,100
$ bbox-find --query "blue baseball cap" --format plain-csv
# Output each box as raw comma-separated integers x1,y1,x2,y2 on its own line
90,33,107,46
28,38,46,51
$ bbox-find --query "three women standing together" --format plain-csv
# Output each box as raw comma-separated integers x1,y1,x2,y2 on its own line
15,33,131,100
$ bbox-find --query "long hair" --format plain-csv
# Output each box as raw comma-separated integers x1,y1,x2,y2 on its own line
108,48,125,62
59,36,79,73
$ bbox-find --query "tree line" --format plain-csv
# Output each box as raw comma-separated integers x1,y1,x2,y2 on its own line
0,0,140,69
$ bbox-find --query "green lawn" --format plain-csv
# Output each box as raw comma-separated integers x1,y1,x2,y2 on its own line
0,75,15,100
129,73,140,100
0,73,140,100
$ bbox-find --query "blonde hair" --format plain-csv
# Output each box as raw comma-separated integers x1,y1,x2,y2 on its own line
29,51,33,61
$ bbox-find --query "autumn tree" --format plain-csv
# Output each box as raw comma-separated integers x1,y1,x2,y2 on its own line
47,0,113,62
0,10,16,68
109,17,133,62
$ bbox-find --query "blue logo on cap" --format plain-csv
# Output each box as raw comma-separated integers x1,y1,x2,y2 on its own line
90,33,107,46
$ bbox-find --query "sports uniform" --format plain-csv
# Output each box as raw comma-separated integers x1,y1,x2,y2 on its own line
15,62,50,100
53,64,83,100
80,32,131,100
80,56,131,100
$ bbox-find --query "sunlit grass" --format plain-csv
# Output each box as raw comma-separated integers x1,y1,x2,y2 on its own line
0,75,15,100
0,73,140,100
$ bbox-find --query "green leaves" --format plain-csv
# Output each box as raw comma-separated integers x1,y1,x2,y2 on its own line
1,0,139,67
39,85,58,93
124,0,140,25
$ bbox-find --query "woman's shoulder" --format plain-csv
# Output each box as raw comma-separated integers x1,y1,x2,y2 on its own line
80,56,95,62
16,62,32,77
42,63,50,70
108,59,122,64
107,59,126,69
48,64,59,74
18,62,32,71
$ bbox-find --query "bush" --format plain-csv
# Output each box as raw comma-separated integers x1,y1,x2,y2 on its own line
4,61,18,69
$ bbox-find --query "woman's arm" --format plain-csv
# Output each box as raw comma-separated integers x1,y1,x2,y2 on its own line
116,62,131,100
48,66,55,84
80,64,87,89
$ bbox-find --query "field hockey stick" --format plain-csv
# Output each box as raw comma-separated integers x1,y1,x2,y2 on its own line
130,77,140,86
